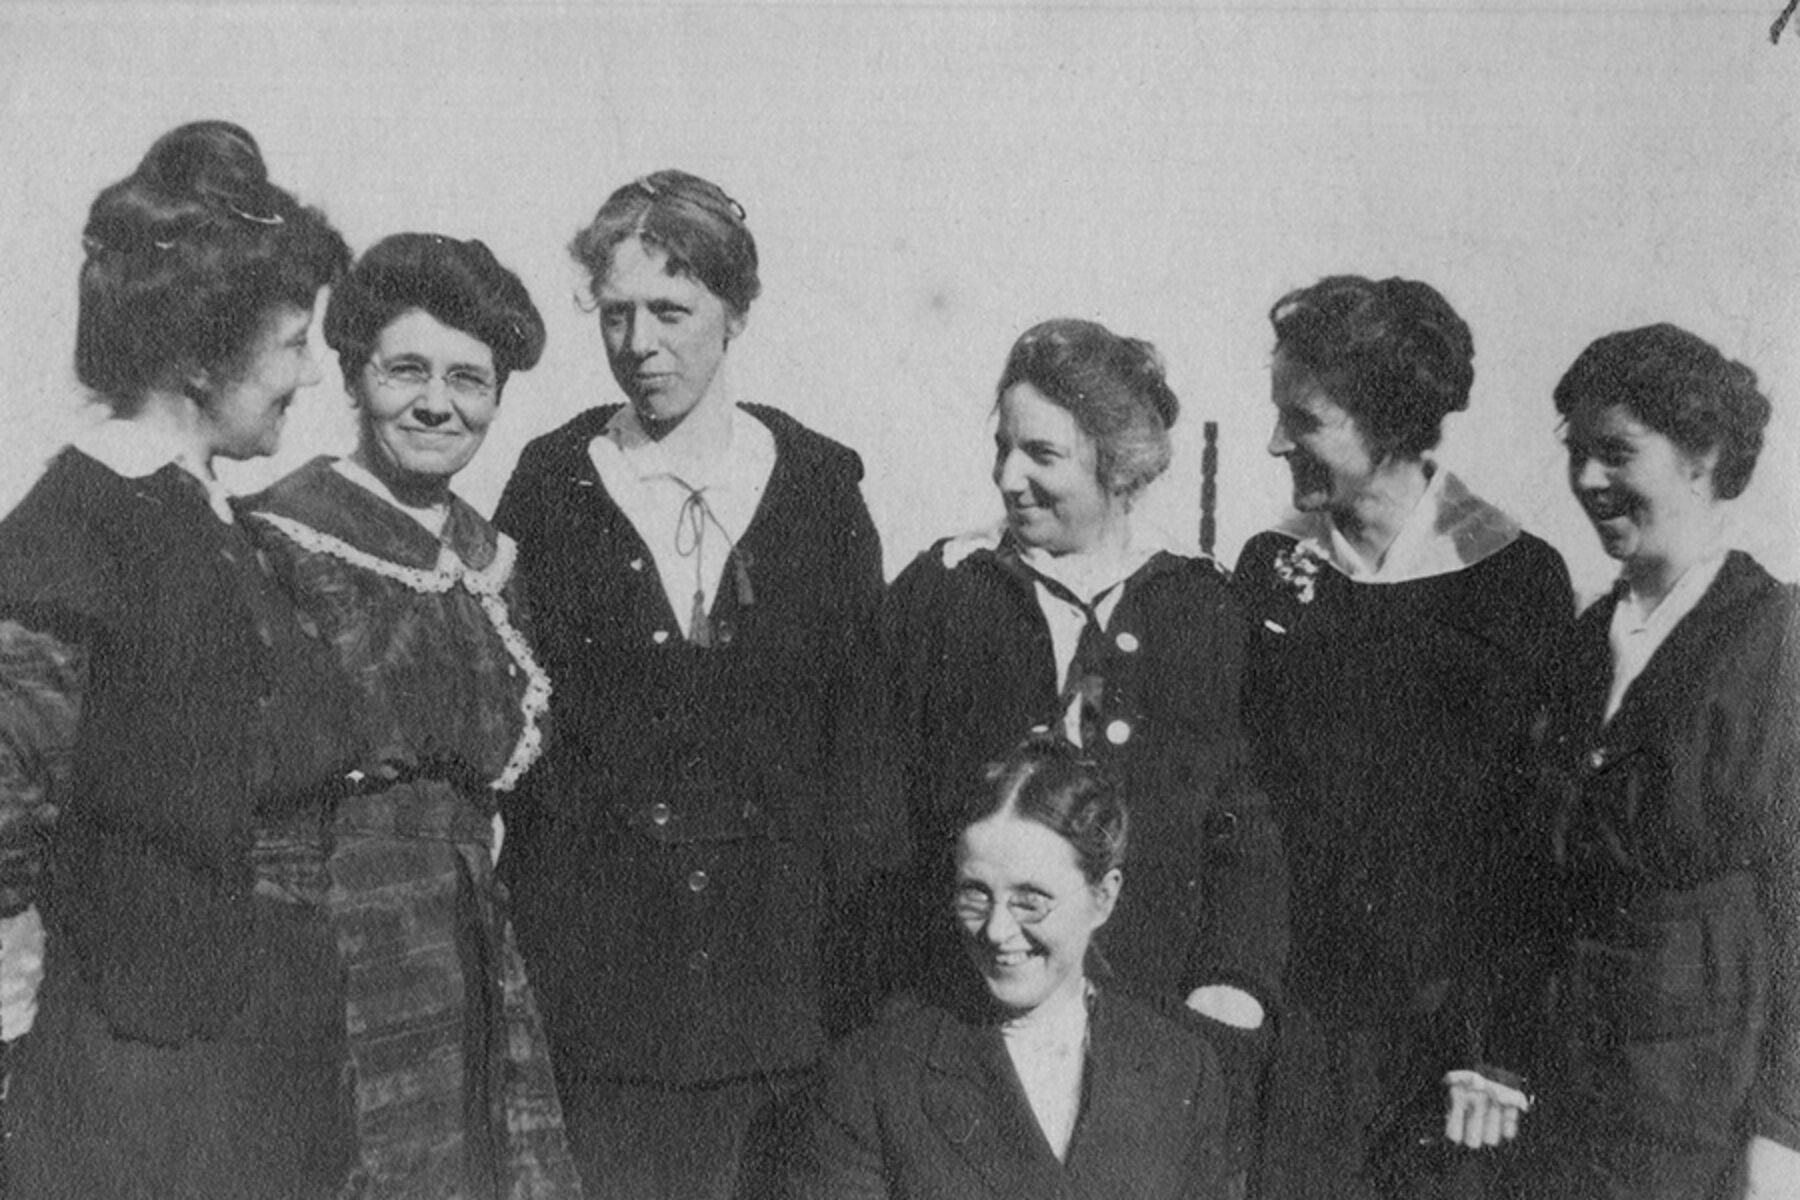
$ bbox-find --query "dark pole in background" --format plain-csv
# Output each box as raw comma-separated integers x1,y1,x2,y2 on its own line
1200,420,1219,560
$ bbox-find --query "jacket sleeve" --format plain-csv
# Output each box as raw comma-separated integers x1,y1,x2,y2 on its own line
0,620,86,918
1746,588,1800,1151
1183,567,1290,1011
792,1037,894,1200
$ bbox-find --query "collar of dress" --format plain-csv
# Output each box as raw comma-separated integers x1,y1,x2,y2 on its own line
1274,466,1521,584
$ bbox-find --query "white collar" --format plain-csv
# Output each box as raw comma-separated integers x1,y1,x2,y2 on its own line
1614,552,1727,636
598,403,774,494
72,419,235,523
1017,531,1159,607
1280,468,1521,584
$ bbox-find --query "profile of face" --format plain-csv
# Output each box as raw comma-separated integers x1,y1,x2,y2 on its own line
354,308,500,492
203,302,323,461
954,811,1121,1017
598,236,745,431
1564,400,1717,570
1267,348,1382,518
993,383,1123,556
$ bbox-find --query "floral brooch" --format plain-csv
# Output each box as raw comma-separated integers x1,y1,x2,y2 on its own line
1271,538,1327,604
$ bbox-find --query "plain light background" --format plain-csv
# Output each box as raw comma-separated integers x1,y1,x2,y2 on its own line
3,0,1795,601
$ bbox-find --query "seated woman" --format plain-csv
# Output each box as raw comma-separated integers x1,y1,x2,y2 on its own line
1497,324,1799,1199
798,738,1233,1199
242,233,581,1197
0,120,354,1198
1231,275,1572,1198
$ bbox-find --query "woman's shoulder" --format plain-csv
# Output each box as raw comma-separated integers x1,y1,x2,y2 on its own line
743,404,866,484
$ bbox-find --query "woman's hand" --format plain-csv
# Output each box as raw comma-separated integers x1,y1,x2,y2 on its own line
0,903,46,1040
1185,984,1265,1030
1743,1135,1800,1199
1442,1068,1530,1148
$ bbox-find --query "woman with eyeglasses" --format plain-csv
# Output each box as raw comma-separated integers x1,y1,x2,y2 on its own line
241,233,581,1198
798,738,1233,1199
871,319,1285,1180
0,121,354,1198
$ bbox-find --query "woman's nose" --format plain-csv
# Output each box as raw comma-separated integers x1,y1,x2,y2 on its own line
299,347,324,389
1570,455,1607,491
994,450,1024,493
1267,418,1293,457
982,903,1022,944
628,314,658,358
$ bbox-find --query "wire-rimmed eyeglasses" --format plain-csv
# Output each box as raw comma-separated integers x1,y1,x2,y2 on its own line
368,358,497,401
953,886,1056,927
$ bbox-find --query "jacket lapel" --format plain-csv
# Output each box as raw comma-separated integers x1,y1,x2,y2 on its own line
920,1009,1072,1200
1064,993,1201,1198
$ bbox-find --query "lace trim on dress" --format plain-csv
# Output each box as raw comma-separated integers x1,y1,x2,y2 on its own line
253,512,551,792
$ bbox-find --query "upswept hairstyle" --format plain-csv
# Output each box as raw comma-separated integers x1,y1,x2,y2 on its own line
569,170,760,317
324,233,547,394
1269,275,1475,462
995,319,1180,498
966,735,1129,886
76,120,348,411
1553,323,1771,501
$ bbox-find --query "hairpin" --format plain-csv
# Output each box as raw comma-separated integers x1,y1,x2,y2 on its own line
226,198,285,226
635,177,660,199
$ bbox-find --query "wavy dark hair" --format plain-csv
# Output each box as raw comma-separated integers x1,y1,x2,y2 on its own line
964,734,1129,885
76,120,348,411
1553,323,1771,501
325,233,547,394
995,318,1180,498
1269,275,1475,461
570,169,759,317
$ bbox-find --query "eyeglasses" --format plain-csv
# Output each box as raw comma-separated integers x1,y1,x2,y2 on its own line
953,886,1056,926
368,358,497,401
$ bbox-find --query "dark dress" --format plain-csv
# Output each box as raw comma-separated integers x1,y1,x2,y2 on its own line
1233,509,1572,1199
244,458,582,1200
797,983,1233,1200
0,449,358,1199
877,534,1287,1009
1512,551,1800,1200
492,404,884,1196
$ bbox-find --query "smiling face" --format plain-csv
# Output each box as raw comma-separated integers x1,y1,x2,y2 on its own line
353,308,500,494
597,236,744,431
1564,400,1717,572
955,812,1120,1017
993,382,1124,556
1267,348,1384,519
203,302,322,461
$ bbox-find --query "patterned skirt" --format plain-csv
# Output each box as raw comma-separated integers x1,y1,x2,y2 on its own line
329,779,581,1199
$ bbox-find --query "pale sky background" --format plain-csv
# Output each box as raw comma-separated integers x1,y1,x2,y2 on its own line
3,0,1795,602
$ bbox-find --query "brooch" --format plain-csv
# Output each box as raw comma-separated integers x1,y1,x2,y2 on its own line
1271,539,1327,604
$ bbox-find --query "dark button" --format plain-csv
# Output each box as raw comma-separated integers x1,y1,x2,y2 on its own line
687,949,710,971
1202,810,1239,846
687,869,709,893
649,803,672,827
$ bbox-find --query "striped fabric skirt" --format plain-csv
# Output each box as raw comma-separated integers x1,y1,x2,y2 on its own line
329,779,581,1199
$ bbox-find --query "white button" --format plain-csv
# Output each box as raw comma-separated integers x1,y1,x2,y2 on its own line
1115,631,1140,653
1105,719,1132,745
629,558,645,572
652,630,670,644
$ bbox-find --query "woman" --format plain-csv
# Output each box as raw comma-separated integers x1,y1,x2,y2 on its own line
1231,275,1573,1199
799,738,1233,1199
876,319,1285,1150
493,170,884,1199
242,233,582,1198
1507,324,1798,1199
0,120,355,1197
